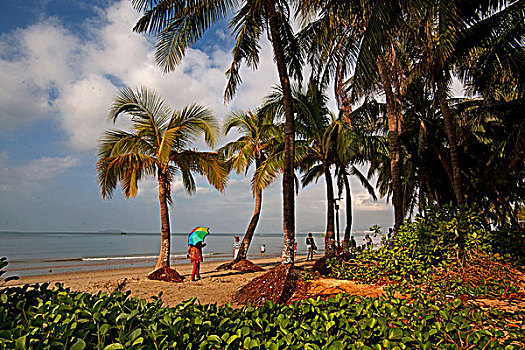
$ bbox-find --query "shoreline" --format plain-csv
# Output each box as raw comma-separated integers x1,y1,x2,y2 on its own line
4,256,315,307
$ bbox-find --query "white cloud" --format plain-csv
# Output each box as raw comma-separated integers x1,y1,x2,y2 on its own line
0,0,280,150
0,21,78,129
0,155,79,192
55,75,116,150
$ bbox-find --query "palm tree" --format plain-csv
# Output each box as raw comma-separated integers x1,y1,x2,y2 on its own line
97,86,227,280
131,0,303,264
262,81,343,256
298,0,408,230
219,110,282,262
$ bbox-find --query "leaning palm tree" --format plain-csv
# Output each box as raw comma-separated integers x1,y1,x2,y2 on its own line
218,110,282,266
97,86,227,281
132,0,303,265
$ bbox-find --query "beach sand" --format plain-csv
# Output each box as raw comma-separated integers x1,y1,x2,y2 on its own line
6,256,316,307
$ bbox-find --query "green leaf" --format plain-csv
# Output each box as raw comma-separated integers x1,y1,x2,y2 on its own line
15,335,26,350
207,335,221,344
130,328,142,341
1,294,7,303
226,335,239,345
103,344,124,350
100,324,110,335
328,340,345,350
0,330,11,339
388,328,403,340
70,339,86,350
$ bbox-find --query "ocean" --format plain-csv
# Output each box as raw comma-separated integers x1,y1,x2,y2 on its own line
0,230,375,277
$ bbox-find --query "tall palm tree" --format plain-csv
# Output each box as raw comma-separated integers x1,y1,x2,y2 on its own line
263,81,342,256
220,110,282,261
298,0,408,230
131,0,303,264
97,86,227,279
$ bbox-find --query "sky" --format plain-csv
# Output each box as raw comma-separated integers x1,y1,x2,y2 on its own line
0,0,394,234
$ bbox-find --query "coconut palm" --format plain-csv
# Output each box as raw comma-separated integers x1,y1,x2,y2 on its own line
131,0,303,264
261,81,343,256
219,110,282,262
298,0,408,230
97,86,227,280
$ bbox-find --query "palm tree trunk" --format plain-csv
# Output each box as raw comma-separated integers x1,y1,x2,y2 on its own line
236,188,263,261
437,83,465,206
324,162,337,257
377,56,404,230
343,171,352,243
266,0,295,265
155,173,171,270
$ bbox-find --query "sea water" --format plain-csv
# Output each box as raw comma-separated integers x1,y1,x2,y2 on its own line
0,231,373,277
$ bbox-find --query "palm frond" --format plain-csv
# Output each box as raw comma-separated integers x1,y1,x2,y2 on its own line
133,0,238,72
97,153,156,199
175,150,228,192
349,165,377,200
225,2,263,101
301,163,324,187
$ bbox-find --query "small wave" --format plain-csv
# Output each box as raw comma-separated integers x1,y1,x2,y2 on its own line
82,254,192,261
83,256,157,261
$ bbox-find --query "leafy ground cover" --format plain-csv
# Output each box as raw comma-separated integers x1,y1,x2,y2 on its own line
1,283,524,349
323,206,525,299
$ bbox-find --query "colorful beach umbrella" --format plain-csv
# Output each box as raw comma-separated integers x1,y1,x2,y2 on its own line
188,227,210,246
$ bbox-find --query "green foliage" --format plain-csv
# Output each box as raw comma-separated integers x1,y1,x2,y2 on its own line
1,284,523,349
327,206,523,298
395,205,492,265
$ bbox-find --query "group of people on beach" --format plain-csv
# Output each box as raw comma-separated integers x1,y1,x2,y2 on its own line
187,229,396,281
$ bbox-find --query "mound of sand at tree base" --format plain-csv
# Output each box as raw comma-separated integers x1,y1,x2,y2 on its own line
232,264,302,306
147,267,184,282
216,259,264,272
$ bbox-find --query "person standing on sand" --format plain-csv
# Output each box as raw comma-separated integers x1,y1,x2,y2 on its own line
365,234,373,249
306,233,316,261
187,241,204,281
260,244,265,257
233,236,241,259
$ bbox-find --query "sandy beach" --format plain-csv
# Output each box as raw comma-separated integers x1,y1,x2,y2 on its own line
6,256,316,307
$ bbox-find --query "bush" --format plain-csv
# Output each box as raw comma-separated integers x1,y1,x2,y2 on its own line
326,206,524,298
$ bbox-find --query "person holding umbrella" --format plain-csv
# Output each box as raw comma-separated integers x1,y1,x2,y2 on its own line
187,227,210,281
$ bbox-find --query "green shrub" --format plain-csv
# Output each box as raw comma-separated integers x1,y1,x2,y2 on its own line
327,206,523,297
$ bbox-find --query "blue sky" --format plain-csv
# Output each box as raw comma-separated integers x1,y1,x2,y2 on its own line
0,0,393,234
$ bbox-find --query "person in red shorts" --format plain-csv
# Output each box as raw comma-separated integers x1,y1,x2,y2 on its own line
187,241,204,281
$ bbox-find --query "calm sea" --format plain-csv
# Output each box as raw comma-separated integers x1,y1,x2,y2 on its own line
0,231,373,277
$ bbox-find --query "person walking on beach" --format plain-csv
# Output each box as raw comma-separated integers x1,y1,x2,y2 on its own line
260,244,265,257
365,234,373,249
187,241,204,281
306,233,316,261
233,236,241,259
